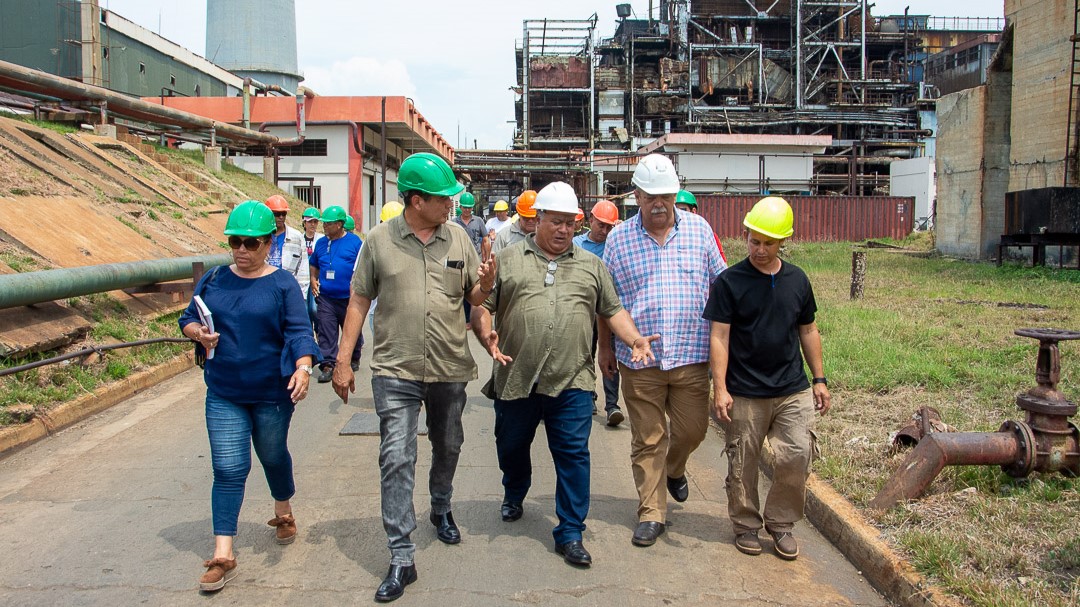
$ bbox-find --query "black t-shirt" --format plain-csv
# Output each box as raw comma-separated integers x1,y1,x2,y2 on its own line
702,258,817,398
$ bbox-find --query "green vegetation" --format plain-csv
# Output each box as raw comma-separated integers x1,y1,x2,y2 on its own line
723,237,1080,607
0,250,48,273
115,215,151,240
0,297,186,425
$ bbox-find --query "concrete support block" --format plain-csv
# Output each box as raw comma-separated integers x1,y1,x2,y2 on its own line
204,146,222,172
93,124,117,139
263,157,276,184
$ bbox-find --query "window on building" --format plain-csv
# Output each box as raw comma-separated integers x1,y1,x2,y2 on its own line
244,139,328,157
170,75,176,86
294,185,322,207
139,62,146,74
194,84,201,96
102,47,109,59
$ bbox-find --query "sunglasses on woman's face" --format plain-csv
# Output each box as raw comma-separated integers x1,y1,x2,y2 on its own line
228,236,265,250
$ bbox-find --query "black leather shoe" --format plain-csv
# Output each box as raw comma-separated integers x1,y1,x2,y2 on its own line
317,367,333,383
429,511,461,544
632,521,666,547
667,475,689,502
374,564,417,602
500,500,523,522
555,540,592,567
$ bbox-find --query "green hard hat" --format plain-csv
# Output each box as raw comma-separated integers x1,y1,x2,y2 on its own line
459,192,476,208
344,215,355,230
675,190,698,207
321,205,347,223
224,200,275,237
302,207,321,220
398,152,464,197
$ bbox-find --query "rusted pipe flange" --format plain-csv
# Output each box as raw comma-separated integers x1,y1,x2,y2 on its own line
999,420,1036,478
1016,394,1078,417
1014,328,1080,341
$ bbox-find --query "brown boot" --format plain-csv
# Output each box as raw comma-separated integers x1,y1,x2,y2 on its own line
268,513,297,545
770,531,799,560
199,557,237,592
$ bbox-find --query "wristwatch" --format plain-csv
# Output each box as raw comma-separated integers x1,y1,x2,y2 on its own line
297,365,314,376
812,377,828,386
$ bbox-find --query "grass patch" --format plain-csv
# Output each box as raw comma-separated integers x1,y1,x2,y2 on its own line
0,298,186,423
0,250,49,273
762,240,1080,606
115,215,152,239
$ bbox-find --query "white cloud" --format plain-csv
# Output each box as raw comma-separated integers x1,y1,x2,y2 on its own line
299,56,417,98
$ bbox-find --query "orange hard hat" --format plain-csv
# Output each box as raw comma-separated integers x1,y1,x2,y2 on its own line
575,208,585,222
591,200,618,225
265,194,289,212
516,190,538,218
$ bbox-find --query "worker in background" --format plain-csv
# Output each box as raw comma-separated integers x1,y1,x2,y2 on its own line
492,190,537,254
455,192,490,329
704,196,831,561
574,208,585,234
365,202,405,332
301,207,323,329
331,153,496,603
573,200,625,427
308,205,363,384
264,195,311,302
599,154,726,548
675,190,727,264
345,214,357,233
486,200,511,237
471,181,658,569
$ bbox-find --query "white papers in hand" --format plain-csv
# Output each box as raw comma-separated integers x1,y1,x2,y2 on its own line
192,295,215,360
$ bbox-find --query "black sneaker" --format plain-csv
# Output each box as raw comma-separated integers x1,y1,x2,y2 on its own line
605,408,625,427
317,367,333,383
666,475,689,502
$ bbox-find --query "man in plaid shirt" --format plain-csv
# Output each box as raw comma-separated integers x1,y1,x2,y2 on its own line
599,154,726,547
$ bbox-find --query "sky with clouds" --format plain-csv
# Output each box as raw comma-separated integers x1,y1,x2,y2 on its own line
101,0,1004,149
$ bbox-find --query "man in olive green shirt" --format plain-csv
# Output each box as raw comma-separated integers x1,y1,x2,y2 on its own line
470,181,657,569
331,153,496,603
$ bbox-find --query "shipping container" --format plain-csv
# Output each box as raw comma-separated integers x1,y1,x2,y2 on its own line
697,195,914,241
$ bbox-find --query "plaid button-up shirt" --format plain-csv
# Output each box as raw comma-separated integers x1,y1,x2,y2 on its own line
603,210,726,370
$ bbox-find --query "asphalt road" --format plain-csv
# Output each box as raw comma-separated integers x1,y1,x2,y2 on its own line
0,336,888,606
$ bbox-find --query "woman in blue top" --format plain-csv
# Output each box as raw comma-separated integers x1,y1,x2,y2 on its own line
179,200,319,593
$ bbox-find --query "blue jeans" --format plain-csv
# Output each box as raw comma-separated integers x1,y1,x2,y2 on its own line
495,388,592,545
372,376,467,565
205,390,295,536
316,294,362,369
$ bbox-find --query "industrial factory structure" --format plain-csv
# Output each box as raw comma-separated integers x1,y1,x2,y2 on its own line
458,1,1003,233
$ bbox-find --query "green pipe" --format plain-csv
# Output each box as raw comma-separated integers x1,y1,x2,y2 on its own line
0,255,232,310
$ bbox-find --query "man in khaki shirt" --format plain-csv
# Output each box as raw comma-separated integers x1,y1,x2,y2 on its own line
331,153,496,603
471,181,657,569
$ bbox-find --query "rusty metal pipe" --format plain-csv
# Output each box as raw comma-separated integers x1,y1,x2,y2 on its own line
0,59,277,145
869,431,1020,510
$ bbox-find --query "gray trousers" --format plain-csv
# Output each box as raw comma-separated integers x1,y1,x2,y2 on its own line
372,376,466,566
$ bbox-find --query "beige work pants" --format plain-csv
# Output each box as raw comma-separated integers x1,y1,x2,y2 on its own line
619,362,710,523
725,389,816,534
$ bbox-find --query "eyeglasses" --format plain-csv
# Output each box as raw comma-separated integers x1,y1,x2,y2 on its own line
273,211,288,218
228,236,265,250
544,260,558,286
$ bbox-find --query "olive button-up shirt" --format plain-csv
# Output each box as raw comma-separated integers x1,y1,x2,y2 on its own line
352,216,480,383
482,236,623,401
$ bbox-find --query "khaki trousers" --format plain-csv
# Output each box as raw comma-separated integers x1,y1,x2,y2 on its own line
619,362,710,523
725,389,816,535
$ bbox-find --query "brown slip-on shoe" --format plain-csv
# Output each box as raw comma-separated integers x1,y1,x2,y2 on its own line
199,557,238,592
771,531,799,560
268,513,297,545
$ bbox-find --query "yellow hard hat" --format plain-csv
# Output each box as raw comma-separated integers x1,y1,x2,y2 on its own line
380,201,404,222
743,196,794,239
494,200,509,212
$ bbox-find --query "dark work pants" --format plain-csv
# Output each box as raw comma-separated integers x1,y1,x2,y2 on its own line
494,388,592,545
315,294,362,369
590,320,621,412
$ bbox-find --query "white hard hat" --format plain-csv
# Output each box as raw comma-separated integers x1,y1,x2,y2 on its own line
631,154,680,195
532,182,579,214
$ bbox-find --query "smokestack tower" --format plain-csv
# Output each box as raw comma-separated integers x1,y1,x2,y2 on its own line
205,0,301,90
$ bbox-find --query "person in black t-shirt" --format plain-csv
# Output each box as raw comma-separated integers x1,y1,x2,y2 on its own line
702,196,832,562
